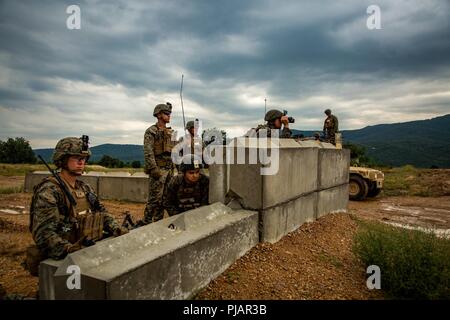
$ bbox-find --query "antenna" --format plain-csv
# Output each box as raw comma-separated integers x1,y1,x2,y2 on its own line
180,74,186,131
264,98,267,116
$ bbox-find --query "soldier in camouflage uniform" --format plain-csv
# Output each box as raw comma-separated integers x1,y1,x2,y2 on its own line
247,109,292,138
143,102,176,224
323,109,339,145
164,154,209,216
175,119,205,160
27,137,127,274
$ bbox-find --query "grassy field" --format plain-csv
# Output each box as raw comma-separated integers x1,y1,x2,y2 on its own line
381,165,450,197
0,163,144,176
353,219,450,299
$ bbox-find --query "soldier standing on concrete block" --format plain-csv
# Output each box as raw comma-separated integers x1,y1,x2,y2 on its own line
164,154,209,216
143,102,176,224
323,108,339,145
247,109,292,138
26,137,128,275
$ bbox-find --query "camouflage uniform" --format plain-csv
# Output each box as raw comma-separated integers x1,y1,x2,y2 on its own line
29,177,120,260
254,123,292,138
164,173,209,216
246,109,292,138
27,136,125,266
323,113,339,145
143,121,176,224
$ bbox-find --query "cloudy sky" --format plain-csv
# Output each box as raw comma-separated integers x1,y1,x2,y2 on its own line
1,0,449,148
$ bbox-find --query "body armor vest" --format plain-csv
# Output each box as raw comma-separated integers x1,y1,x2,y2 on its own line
151,126,175,167
65,179,104,243
30,177,105,244
176,182,203,212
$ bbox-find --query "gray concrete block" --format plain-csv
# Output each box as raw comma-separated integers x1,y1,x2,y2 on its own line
98,175,148,202
78,175,99,194
317,184,349,219
318,148,350,189
209,163,228,204
226,138,319,210
39,202,259,299
24,171,50,192
263,147,318,208
260,192,317,243
105,172,132,177
38,259,61,300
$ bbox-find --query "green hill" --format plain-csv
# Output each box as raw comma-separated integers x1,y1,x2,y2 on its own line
34,114,450,168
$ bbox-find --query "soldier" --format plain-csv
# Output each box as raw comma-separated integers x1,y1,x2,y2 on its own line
164,154,209,216
179,119,204,157
247,109,292,138
27,137,127,274
323,108,339,145
143,102,176,224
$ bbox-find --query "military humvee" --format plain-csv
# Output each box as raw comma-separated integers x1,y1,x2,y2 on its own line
349,166,384,201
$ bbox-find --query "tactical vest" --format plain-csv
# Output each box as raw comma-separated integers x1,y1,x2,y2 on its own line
151,125,175,167
30,176,105,244
176,180,204,212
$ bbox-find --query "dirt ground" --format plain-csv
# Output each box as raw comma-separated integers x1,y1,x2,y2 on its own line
1,175,449,299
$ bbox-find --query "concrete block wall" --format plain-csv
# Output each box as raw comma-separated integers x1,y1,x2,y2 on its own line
208,138,350,243
39,202,259,300
24,171,149,202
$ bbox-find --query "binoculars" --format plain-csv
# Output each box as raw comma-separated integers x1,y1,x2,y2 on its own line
283,110,295,123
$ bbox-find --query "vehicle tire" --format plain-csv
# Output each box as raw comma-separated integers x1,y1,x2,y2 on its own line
349,174,369,201
367,185,382,198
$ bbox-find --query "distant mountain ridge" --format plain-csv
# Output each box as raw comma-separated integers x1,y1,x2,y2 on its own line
34,114,450,168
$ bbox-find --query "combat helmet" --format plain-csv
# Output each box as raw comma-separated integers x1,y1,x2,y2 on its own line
153,102,172,117
179,154,204,172
185,121,195,130
52,136,91,168
324,109,331,115
264,109,284,122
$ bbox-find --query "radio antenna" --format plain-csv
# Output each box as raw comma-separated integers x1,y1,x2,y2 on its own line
180,74,186,131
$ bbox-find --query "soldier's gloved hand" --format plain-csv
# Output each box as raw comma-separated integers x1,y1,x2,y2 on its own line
65,238,86,254
113,226,129,237
280,115,289,126
150,168,162,179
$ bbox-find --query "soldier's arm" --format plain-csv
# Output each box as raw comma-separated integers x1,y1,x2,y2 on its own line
143,129,157,173
281,127,292,138
31,185,71,259
164,177,179,216
334,116,339,132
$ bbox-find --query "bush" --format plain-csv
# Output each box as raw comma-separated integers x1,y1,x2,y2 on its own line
353,221,450,299
131,161,141,168
97,155,124,168
0,137,36,164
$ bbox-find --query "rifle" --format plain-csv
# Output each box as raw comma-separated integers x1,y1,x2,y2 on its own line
38,155,77,208
122,211,137,229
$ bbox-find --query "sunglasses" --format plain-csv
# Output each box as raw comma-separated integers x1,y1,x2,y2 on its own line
163,111,171,116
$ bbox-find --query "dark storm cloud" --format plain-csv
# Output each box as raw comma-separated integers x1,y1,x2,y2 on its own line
0,0,449,147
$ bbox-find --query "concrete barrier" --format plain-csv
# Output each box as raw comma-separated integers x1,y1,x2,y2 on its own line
208,137,350,243
317,184,349,218
318,148,350,189
97,175,148,202
39,202,259,300
261,192,317,243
